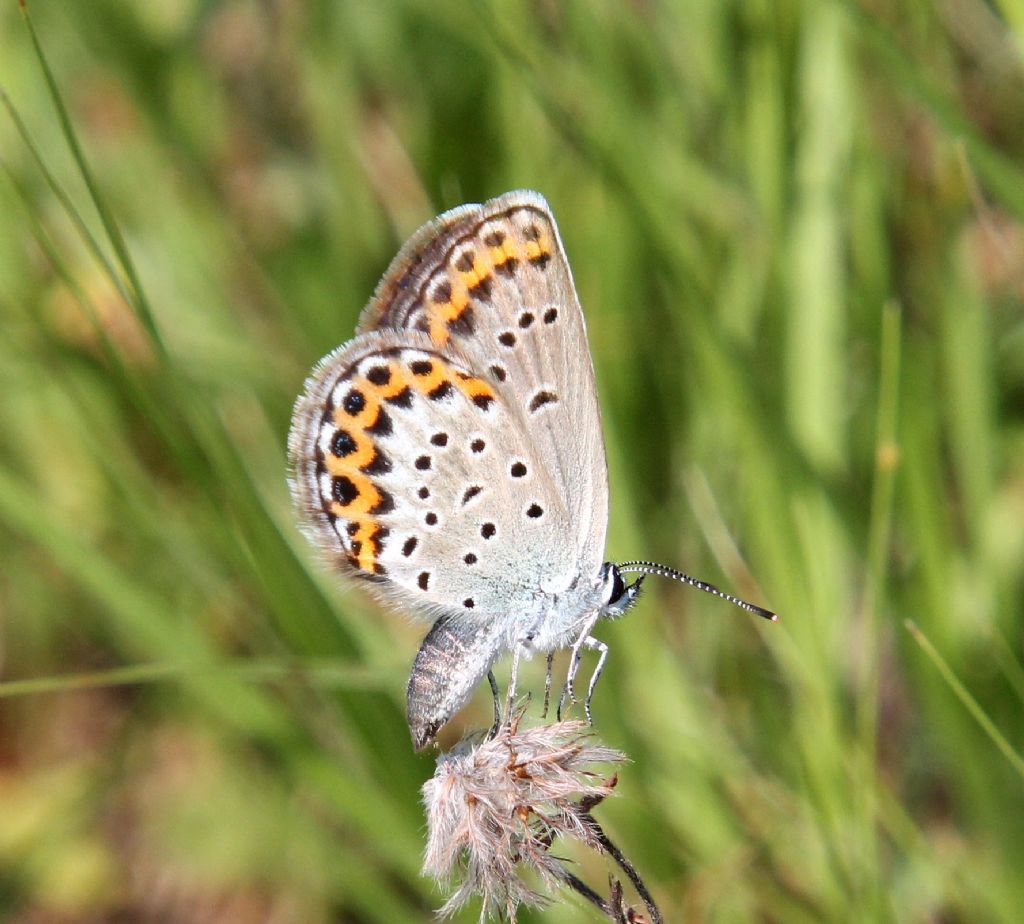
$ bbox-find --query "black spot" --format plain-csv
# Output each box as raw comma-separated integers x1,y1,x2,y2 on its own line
524,223,541,241
489,364,507,382
372,526,389,550
418,486,430,499
332,476,358,506
425,512,438,526
470,439,486,453
428,381,454,401
455,250,475,272
481,522,496,539
495,258,519,277
415,455,431,471
529,390,558,412
410,360,434,376
431,432,449,447
529,252,551,269
431,281,452,304
510,462,527,478
413,316,430,333
418,571,430,590
448,306,476,336
332,430,357,457
469,277,492,302
372,489,395,514
463,598,475,609
343,390,366,416
374,563,388,576
346,522,359,537
367,409,393,437
385,386,413,408
366,365,391,386
527,504,543,518
402,537,418,557
472,394,494,411
483,230,505,247
350,540,362,558
498,332,516,348
362,450,392,475
518,311,535,329
462,485,482,505
464,552,478,565
543,308,558,324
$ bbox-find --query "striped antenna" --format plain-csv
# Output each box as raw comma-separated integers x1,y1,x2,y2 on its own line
615,560,778,622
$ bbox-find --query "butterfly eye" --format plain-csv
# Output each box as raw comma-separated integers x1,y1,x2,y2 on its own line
599,562,625,606
601,562,645,619
609,568,626,605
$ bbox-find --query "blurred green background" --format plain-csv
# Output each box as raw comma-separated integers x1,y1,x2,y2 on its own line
2,1,1024,921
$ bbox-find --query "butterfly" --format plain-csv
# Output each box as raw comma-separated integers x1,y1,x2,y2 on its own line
288,190,776,749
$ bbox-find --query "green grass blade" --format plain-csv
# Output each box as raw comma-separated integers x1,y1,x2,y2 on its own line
0,659,388,700
18,2,165,353
906,620,1024,782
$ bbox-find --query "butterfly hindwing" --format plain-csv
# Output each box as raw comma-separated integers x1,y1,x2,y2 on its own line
288,328,577,622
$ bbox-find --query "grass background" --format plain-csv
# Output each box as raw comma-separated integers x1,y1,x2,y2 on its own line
2,0,1024,921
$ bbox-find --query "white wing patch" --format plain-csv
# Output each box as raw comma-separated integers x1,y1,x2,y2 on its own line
289,329,576,621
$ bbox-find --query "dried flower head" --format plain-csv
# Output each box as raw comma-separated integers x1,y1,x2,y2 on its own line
422,715,626,921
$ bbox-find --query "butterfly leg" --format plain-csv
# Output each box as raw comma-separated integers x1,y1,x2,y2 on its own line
557,640,586,721
581,635,609,725
557,615,604,720
504,642,523,725
541,651,555,719
486,670,501,739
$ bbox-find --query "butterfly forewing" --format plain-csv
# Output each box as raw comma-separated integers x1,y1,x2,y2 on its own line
288,328,578,621
356,190,609,580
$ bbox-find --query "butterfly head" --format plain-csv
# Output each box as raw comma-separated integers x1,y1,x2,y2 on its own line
599,562,644,620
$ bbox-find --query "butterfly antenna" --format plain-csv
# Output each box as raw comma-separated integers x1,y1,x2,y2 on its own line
616,560,778,622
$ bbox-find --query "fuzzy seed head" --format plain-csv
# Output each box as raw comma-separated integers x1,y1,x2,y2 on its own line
422,718,626,921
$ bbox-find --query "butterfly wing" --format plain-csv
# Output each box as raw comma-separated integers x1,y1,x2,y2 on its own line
289,191,610,745
288,328,580,621
357,190,609,579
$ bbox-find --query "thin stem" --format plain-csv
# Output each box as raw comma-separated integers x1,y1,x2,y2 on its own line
579,811,663,924
906,620,1024,781
550,865,613,917
854,299,901,914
